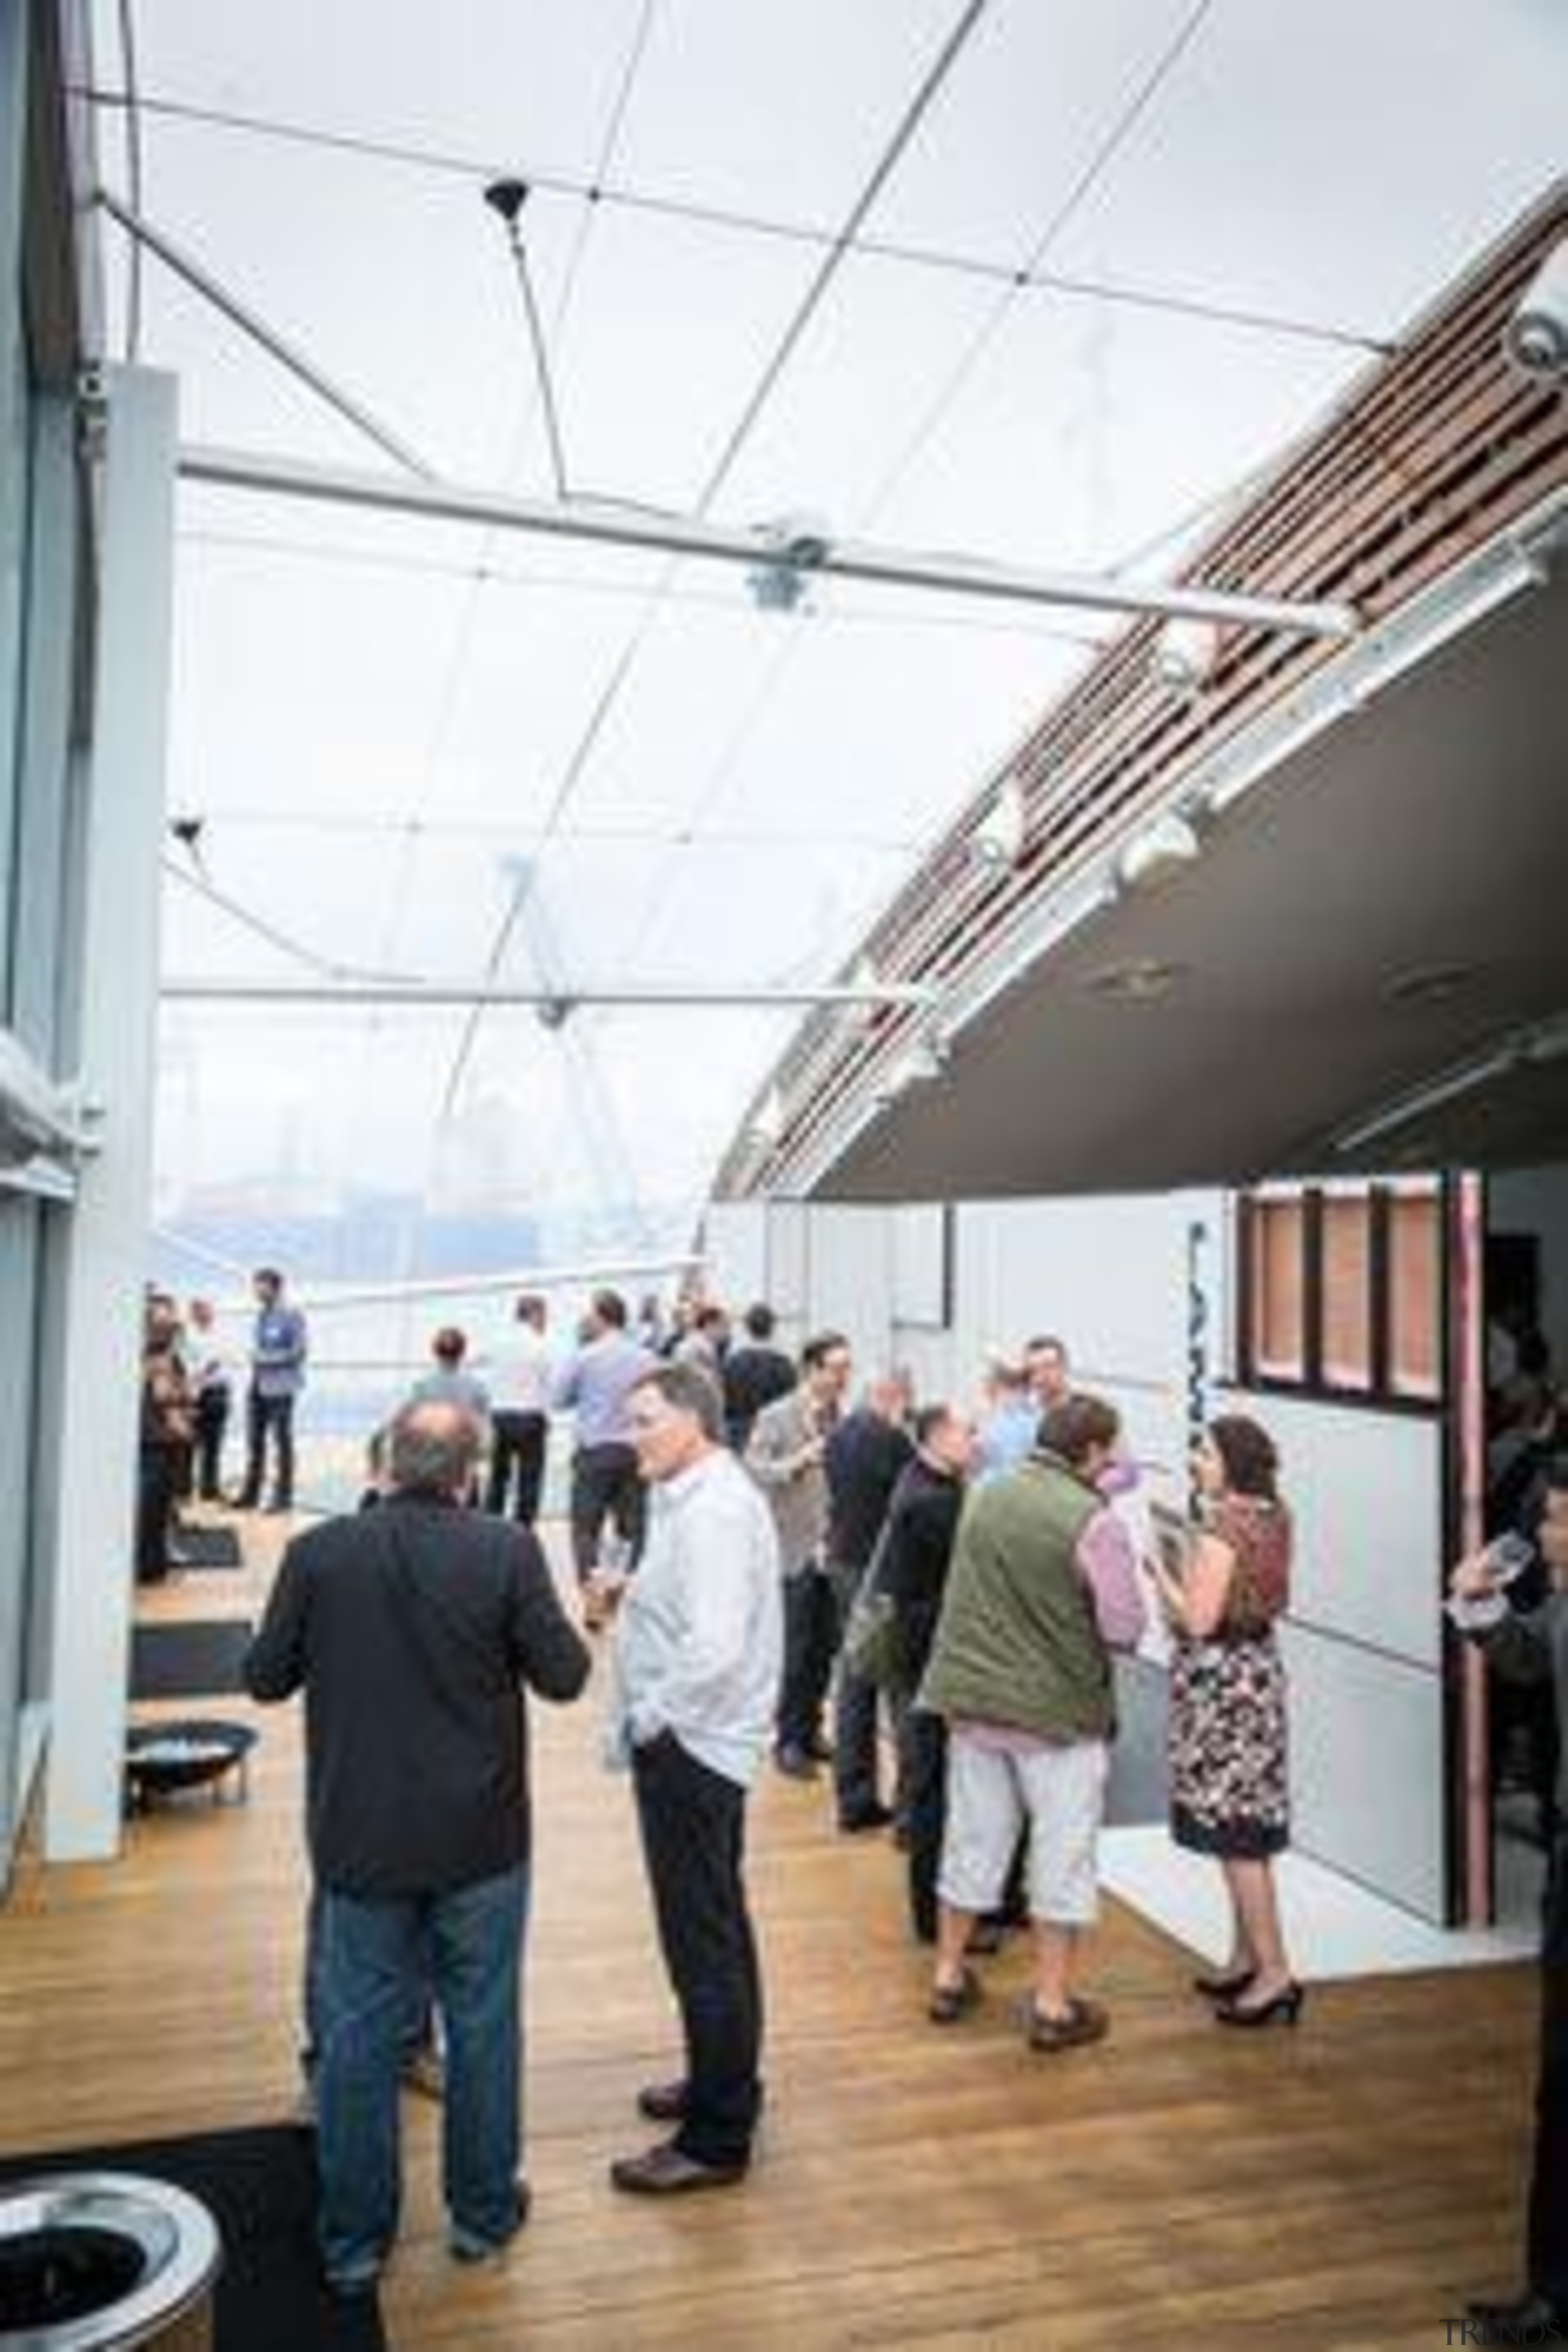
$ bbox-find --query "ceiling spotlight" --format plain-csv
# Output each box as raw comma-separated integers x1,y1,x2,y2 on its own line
748,1085,785,1146
1503,236,1568,385
535,995,575,1030
889,1029,952,1094
971,777,1027,870
1384,962,1477,1007
1115,809,1200,894
483,178,532,227
1152,615,1223,693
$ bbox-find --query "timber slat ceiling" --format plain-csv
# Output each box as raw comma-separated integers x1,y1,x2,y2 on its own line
734,184,1568,1198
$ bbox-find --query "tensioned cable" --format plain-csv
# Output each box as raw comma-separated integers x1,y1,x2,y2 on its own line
172,807,923,855
75,83,1387,355
162,854,423,987
436,0,993,1123
611,9,1216,981
422,1,661,1145
601,2,1005,993
850,0,1219,544
693,0,989,509
114,0,145,357
365,0,660,992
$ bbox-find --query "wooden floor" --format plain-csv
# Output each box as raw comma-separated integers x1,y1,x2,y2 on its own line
0,1519,1542,2349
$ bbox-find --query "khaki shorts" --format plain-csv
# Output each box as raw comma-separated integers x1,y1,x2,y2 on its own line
938,1733,1110,1926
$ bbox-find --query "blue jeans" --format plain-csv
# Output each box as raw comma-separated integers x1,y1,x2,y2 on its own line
315,1863,529,2280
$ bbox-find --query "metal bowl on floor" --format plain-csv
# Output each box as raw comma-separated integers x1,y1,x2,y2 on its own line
0,2171,221,2348
123,1721,256,1805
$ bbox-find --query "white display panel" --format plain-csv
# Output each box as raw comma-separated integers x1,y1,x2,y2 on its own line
1283,1623,1446,1923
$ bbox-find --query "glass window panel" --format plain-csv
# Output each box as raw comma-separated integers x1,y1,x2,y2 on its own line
1390,1191,1442,1401
1052,0,1568,335
1251,1198,1304,1382
864,291,1359,576
1322,1193,1373,1393
125,1,658,192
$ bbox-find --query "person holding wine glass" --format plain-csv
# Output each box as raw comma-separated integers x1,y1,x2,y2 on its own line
1147,1414,1300,2027
1448,1479,1568,2339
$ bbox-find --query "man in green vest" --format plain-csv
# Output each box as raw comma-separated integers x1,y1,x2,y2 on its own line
921,1393,1145,2052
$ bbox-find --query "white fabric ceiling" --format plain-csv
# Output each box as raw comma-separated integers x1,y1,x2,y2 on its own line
85,0,1568,1269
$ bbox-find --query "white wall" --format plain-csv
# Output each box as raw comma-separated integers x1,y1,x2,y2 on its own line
1226,1387,1448,1920
955,1191,1226,1513
707,1186,1455,1923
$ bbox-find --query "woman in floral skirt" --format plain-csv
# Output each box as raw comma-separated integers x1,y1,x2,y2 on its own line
1150,1414,1301,2027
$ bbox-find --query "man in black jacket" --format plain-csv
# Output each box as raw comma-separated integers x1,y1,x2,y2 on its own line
245,1399,590,2297
879,1403,976,1940
825,1374,914,1830
721,1302,796,1452
1450,1482,1568,2337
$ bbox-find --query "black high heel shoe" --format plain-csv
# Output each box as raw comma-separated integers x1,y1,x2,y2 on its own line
1193,1966,1256,2002
1215,1981,1305,2028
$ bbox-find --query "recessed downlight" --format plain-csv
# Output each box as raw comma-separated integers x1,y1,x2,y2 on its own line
1085,957,1186,1003
1384,962,1477,1006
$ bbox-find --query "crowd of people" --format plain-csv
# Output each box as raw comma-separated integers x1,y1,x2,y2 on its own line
132,1267,1564,2331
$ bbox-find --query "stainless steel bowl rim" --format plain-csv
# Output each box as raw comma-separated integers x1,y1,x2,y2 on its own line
0,2171,221,2350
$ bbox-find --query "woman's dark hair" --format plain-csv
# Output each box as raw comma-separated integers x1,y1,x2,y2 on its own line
1208,1414,1280,1500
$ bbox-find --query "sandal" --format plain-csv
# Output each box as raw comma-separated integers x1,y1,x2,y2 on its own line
1025,1996,1109,2054
927,1966,981,2025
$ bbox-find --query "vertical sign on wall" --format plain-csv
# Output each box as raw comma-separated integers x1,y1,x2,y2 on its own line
1186,1216,1212,1509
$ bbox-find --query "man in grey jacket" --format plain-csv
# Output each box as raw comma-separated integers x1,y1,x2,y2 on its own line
745,1332,852,1777
1449,1477,1568,2335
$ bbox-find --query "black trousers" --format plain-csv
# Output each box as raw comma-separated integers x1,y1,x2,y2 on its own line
193,1389,230,1501
241,1390,296,1507
632,1733,763,2169
902,1706,949,1942
135,1447,179,1581
899,1706,1028,1943
487,1409,548,1525
1529,1833,1568,2304
777,1570,838,1755
568,1441,645,1580
826,1561,882,1821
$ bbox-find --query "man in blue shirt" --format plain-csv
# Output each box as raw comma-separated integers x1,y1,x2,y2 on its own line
553,1289,654,1621
238,1266,309,1513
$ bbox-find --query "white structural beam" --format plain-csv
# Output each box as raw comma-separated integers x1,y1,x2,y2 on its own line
47,366,179,1861
176,442,1360,641
160,976,941,1011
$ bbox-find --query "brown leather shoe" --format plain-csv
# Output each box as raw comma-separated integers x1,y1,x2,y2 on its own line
636,2079,689,2124
609,2142,747,2195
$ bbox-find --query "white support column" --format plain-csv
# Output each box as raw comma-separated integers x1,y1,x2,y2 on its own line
45,366,178,1860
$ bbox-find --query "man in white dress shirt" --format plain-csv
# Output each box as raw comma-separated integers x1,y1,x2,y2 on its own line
603,1359,782,2195
486,1294,552,1525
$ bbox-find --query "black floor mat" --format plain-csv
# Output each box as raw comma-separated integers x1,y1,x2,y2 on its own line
0,2124,385,2350
170,1525,246,1570
130,1619,255,1700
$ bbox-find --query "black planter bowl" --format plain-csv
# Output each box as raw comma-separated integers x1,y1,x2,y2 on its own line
125,1717,257,1803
